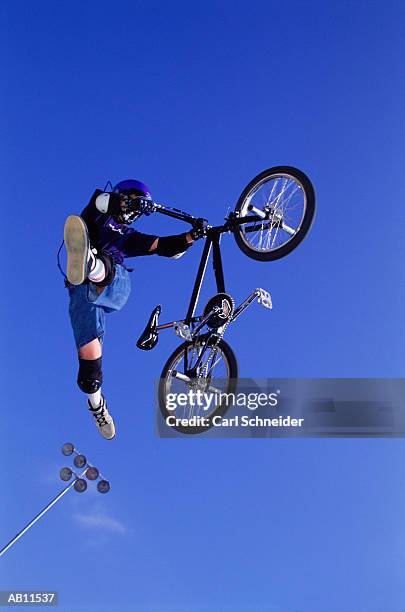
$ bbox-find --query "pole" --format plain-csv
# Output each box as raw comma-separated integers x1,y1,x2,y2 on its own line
0,469,86,559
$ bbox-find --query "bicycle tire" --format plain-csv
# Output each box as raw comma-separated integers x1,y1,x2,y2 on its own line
158,336,238,434
233,166,316,261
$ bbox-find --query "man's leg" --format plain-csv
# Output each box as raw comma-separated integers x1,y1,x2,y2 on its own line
78,338,103,409
76,338,115,440
68,279,116,440
64,215,115,287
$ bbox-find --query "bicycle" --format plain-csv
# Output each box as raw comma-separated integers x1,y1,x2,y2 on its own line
136,166,316,434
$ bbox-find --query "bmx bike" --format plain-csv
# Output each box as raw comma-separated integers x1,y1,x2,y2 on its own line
136,166,316,434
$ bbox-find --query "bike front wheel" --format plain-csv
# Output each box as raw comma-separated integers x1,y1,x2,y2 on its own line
233,166,316,261
158,336,238,434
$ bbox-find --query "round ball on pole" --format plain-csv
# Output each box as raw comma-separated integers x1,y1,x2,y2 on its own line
85,466,99,481
73,454,87,468
74,479,88,493
60,467,73,481
97,480,110,494
61,443,75,456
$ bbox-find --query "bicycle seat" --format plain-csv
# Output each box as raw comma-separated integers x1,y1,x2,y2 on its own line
136,305,161,350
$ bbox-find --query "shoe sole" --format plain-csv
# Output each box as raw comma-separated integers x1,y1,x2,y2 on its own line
64,215,89,285
102,430,116,440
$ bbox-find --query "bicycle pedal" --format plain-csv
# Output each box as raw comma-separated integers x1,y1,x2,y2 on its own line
174,321,193,341
256,288,273,309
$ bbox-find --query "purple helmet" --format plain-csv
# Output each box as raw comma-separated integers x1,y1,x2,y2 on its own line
113,179,152,199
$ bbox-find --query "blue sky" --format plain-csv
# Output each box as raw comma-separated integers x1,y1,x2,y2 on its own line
2,1,405,610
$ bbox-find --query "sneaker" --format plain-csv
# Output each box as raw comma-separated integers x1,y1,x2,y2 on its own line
88,395,116,440
64,215,95,285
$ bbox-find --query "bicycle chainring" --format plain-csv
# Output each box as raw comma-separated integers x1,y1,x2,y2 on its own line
203,293,234,329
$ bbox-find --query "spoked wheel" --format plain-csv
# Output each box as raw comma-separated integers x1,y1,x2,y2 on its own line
158,335,238,434
233,166,316,261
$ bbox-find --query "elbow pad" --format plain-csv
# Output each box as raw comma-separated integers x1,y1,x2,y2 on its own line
155,234,191,258
95,192,122,215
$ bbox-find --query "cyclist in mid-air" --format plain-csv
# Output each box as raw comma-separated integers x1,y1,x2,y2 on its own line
64,179,203,440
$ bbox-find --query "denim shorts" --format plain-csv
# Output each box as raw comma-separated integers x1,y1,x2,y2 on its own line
68,264,131,350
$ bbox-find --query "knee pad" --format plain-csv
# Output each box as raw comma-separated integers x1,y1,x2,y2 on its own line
77,357,103,394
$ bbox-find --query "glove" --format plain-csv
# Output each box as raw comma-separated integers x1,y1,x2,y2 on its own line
119,196,155,224
190,217,209,240
134,197,155,216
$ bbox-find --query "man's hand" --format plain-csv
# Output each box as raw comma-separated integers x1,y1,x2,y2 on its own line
119,195,155,224
190,217,209,240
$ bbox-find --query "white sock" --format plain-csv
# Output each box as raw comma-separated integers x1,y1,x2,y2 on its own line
88,389,102,409
88,258,106,283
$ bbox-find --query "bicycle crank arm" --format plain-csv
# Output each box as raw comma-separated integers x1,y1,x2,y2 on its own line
189,306,222,338
232,288,273,322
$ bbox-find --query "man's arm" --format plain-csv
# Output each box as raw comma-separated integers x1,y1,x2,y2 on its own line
149,233,194,257
122,231,193,259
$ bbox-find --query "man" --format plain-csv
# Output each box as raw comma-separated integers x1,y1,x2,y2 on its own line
64,179,198,440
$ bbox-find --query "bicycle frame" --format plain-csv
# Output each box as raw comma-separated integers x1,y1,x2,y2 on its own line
152,204,269,332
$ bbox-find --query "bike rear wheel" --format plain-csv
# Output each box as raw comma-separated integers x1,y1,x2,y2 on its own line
233,166,315,261
158,335,238,434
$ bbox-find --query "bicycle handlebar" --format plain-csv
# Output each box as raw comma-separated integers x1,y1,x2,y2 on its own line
152,202,199,224
148,201,265,234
